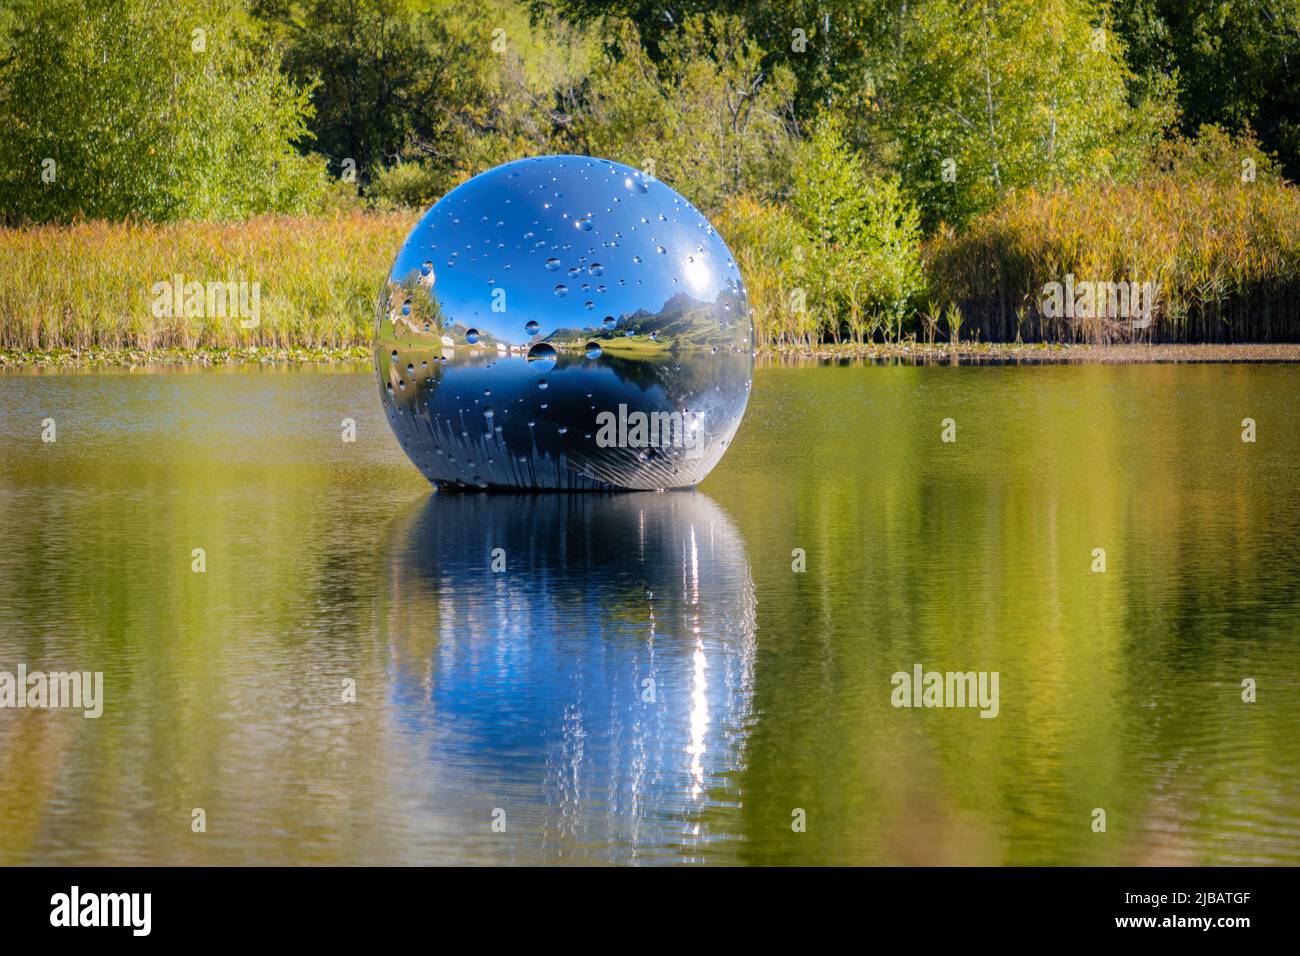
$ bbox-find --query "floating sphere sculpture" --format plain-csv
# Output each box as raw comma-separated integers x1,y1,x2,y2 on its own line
375,155,753,491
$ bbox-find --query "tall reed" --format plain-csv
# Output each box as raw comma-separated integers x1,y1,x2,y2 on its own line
8,176,1300,353
926,176,1300,344
0,212,416,351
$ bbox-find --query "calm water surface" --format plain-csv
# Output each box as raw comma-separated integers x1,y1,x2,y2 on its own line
1,362,1297,864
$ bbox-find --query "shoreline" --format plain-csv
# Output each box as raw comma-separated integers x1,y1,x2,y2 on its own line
3,341,1300,371
0,345,374,370
757,342,1300,365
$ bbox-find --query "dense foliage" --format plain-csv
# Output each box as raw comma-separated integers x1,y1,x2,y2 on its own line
3,0,1299,345
0,0,330,222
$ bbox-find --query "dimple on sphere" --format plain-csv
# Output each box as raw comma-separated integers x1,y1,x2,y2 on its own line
375,155,754,491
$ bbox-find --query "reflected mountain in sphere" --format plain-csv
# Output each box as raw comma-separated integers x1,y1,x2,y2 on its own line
380,491,757,862
374,156,754,491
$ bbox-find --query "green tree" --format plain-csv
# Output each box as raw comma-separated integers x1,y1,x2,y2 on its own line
790,117,922,342
0,0,327,224
259,0,574,199
532,0,901,148
888,0,1171,228
573,14,797,214
255,0,487,183
1109,0,1300,179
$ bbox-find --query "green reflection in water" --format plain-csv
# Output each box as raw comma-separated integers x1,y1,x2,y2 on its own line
0,362,1296,865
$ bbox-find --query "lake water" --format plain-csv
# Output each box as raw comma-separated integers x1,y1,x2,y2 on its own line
1,361,1298,865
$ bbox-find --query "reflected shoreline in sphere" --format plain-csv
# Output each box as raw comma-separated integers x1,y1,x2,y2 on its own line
375,155,754,491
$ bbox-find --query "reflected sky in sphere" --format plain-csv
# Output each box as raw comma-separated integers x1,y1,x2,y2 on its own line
375,155,753,491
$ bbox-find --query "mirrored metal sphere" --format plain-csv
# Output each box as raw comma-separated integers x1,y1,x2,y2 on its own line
375,155,753,491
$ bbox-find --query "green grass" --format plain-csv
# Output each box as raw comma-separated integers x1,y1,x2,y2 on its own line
0,212,415,351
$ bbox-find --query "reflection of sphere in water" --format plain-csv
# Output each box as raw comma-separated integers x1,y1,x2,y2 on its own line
374,156,754,491
381,491,756,861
